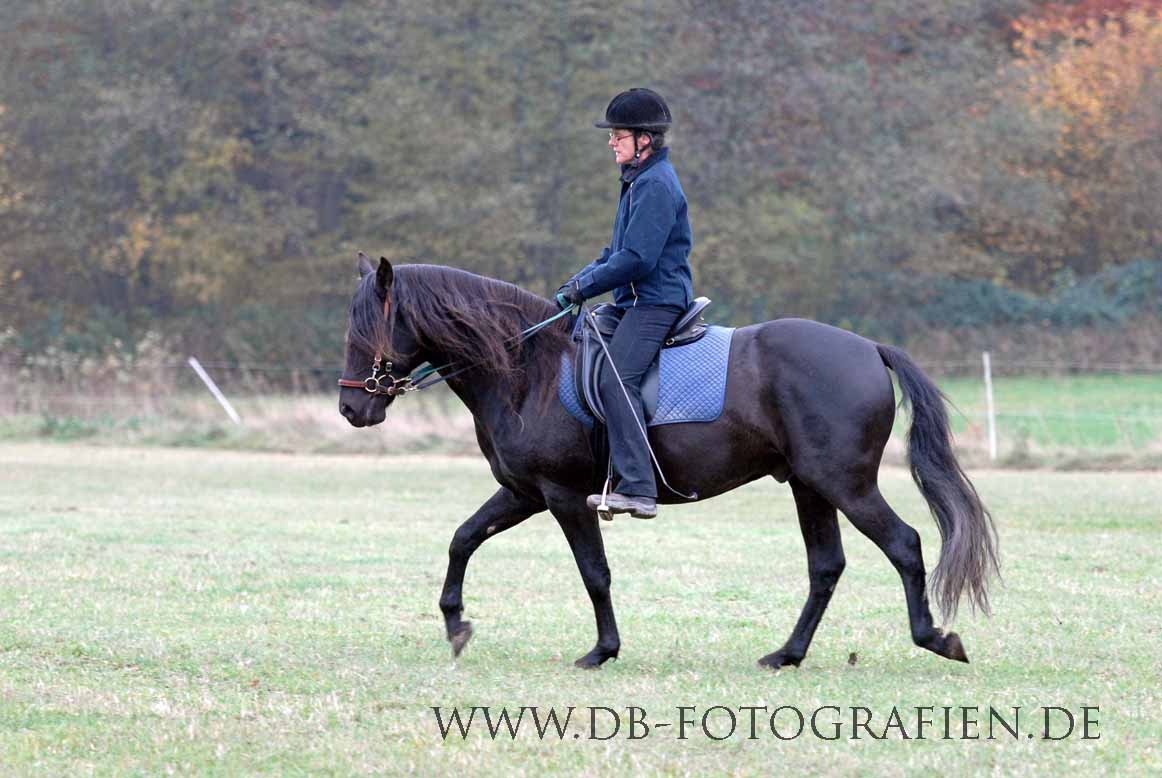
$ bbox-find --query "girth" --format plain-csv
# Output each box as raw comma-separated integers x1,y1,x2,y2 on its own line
574,297,712,424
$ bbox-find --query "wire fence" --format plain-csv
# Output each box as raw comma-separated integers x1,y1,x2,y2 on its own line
924,361,1162,374
3,355,1161,462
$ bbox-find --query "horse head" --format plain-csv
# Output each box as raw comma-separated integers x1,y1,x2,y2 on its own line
339,252,424,427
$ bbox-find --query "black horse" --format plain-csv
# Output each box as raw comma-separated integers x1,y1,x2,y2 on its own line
339,255,999,669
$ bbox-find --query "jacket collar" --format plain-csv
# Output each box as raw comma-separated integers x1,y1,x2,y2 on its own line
620,147,669,183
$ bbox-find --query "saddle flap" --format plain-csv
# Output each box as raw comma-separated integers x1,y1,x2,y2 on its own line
576,331,660,425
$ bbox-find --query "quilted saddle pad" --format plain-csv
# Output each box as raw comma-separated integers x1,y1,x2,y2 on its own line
558,325,734,427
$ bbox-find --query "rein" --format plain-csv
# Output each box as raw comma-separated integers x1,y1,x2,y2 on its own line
338,294,577,398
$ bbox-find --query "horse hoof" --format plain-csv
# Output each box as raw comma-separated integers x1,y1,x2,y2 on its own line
943,631,969,663
757,651,801,671
450,622,474,657
573,648,616,669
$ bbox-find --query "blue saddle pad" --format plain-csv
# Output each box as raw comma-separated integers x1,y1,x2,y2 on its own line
558,325,734,427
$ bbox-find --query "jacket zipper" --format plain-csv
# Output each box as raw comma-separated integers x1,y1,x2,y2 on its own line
627,183,638,307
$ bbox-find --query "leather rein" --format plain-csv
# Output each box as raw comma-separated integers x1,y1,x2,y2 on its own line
337,293,577,398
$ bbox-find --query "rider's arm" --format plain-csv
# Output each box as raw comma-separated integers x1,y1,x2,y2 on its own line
566,248,610,287
574,180,675,300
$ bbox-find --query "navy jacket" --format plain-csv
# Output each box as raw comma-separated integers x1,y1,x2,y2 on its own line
569,148,694,310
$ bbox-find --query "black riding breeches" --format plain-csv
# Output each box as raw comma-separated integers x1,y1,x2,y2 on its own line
598,303,684,498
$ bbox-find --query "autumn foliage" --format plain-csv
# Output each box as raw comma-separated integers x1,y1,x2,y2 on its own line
1008,0,1162,281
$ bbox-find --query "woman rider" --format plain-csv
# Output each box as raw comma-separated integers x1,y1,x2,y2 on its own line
556,88,695,520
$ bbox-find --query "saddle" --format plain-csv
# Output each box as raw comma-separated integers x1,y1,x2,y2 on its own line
574,297,712,424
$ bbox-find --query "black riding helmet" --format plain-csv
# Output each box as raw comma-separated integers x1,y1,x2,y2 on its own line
594,88,672,133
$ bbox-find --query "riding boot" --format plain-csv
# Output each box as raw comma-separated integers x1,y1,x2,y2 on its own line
586,492,657,519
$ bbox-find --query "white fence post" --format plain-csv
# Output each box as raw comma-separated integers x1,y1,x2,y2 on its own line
982,351,997,461
188,356,242,425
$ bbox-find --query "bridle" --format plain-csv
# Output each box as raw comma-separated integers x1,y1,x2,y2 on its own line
337,356,415,397
337,292,422,396
338,290,577,399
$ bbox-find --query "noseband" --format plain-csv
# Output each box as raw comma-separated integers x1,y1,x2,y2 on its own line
338,357,415,396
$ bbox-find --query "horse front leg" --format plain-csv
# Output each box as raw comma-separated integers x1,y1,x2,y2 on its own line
548,494,621,668
439,487,544,657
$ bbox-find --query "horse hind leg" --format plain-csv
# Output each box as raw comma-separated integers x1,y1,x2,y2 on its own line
832,485,968,663
759,477,846,670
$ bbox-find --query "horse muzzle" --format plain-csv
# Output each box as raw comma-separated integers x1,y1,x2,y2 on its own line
339,392,390,427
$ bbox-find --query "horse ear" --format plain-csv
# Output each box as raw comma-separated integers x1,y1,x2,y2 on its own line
357,251,374,278
376,257,394,295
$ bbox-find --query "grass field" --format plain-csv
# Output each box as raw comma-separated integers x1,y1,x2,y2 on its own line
1,444,1158,775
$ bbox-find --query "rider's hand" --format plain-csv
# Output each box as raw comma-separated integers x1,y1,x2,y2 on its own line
555,280,584,309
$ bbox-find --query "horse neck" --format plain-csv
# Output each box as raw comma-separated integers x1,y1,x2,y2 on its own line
414,330,530,428
396,272,559,416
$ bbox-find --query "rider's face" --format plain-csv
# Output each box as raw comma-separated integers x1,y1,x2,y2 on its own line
608,129,648,165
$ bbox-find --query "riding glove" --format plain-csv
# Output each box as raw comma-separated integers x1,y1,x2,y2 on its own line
555,280,585,309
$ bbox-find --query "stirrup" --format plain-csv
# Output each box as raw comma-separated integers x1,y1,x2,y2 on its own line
597,458,614,522
596,500,613,523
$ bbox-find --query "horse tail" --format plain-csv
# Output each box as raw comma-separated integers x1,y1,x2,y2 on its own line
877,343,1000,622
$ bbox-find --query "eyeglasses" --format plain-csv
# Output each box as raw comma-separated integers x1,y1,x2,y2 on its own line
608,131,634,143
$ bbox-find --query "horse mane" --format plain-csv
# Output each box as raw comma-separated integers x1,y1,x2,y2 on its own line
349,264,572,408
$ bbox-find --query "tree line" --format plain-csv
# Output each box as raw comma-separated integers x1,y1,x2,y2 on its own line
1,0,1159,367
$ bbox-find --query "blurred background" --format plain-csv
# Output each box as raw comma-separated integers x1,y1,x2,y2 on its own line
1,0,1160,465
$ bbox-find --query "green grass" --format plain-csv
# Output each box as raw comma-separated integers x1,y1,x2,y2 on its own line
1,444,1158,775
876,372,1162,467
936,373,1162,448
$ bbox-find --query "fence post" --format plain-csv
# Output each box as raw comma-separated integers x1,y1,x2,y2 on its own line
188,356,242,425
982,351,997,461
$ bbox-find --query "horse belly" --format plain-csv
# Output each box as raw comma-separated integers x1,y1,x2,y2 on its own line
649,327,790,503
